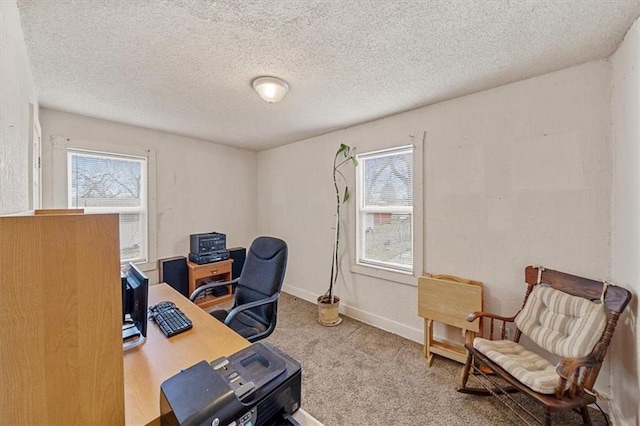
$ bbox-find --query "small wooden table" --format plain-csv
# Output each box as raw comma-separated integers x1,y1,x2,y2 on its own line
187,259,234,309
418,274,483,366
123,283,250,425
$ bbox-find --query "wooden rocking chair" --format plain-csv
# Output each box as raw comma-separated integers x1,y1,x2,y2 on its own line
458,266,632,425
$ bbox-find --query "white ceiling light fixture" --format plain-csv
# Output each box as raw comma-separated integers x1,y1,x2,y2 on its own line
252,76,290,103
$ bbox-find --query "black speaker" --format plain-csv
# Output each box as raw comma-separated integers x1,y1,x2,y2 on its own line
228,247,246,280
158,256,189,297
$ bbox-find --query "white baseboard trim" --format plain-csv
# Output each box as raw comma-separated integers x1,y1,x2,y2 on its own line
281,283,423,344
341,304,423,344
281,283,320,302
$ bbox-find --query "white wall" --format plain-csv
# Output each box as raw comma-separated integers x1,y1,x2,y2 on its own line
259,60,612,357
40,109,258,283
610,17,640,426
0,0,38,214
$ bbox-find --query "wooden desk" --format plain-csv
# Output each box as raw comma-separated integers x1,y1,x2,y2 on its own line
123,283,251,425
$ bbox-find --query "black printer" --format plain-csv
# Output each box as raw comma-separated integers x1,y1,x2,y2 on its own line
160,343,302,426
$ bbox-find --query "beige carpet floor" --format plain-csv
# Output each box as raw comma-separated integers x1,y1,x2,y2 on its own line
263,293,608,426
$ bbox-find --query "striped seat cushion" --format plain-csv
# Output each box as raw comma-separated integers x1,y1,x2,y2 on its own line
514,285,607,358
473,286,607,394
473,338,560,394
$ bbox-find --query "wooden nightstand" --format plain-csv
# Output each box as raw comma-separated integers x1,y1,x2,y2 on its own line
187,259,234,309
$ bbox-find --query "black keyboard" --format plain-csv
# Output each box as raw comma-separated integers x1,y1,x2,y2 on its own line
149,301,193,337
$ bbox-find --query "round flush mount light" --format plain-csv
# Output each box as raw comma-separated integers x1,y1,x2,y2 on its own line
252,76,290,103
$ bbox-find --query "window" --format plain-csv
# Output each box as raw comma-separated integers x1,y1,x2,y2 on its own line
67,149,148,263
356,145,413,273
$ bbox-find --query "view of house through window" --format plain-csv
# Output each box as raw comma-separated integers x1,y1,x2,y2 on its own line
68,149,148,263
356,145,413,273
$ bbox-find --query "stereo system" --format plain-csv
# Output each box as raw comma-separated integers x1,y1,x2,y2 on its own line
190,232,226,255
189,232,228,264
188,251,230,264
160,249,246,293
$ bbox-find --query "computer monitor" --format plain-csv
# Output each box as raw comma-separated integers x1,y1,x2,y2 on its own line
122,262,149,351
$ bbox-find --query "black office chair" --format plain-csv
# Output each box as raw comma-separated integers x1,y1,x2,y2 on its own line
189,236,288,342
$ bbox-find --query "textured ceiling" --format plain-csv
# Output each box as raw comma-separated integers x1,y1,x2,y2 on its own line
17,0,640,151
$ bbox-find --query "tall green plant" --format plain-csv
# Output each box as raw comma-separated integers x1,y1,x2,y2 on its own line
325,143,357,303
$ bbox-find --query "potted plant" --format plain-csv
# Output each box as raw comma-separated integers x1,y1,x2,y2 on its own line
318,143,357,326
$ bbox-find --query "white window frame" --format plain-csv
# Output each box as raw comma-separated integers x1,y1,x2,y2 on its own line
67,149,149,264
51,136,157,272
356,145,414,273
350,135,424,286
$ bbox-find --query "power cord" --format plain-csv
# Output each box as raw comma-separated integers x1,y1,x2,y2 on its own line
594,401,610,426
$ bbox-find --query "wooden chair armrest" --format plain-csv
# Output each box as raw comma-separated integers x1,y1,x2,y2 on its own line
554,344,605,398
466,311,517,323
467,311,518,341
556,354,599,379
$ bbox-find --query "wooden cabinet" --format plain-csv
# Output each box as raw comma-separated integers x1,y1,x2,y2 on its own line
0,212,124,425
188,259,234,309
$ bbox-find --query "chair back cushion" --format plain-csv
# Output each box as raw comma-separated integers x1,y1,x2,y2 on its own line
514,285,606,358
235,236,288,325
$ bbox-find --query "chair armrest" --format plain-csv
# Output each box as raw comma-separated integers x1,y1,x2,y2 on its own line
556,340,606,380
189,278,239,302
466,311,517,323
467,311,519,341
555,348,602,398
225,292,280,325
556,354,600,379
